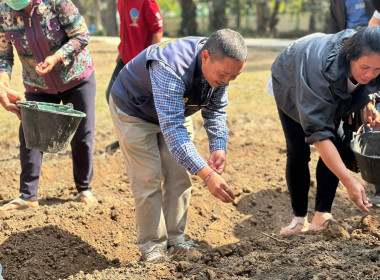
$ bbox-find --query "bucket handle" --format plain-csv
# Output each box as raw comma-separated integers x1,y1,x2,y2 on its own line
49,103,74,111
355,122,369,136
16,101,73,111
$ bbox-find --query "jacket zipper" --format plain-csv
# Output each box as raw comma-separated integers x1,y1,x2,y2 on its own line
27,13,59,91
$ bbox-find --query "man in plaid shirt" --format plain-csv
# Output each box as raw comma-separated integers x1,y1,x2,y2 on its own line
109,29,247,263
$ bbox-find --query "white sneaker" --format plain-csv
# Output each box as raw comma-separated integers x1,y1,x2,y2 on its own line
142,246,167,263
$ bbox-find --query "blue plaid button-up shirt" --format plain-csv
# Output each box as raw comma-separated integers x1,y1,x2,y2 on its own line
149,61,229,175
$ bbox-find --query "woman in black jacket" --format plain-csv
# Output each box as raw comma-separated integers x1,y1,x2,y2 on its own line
271,27,380,234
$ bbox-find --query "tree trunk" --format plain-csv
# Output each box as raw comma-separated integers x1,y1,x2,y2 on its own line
179,0,197,36
100,0,118,36
209,0,227,31
309,0,317,32
268,0,280,37
236,0,240,29
256,1,268,35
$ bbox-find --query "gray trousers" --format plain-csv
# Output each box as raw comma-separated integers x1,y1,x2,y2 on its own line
109,96,193,253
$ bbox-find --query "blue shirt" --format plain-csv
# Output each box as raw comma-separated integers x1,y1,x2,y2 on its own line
345,0,370,28
149,61,228,175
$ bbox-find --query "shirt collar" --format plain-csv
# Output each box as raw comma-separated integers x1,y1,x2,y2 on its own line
13,0,40,17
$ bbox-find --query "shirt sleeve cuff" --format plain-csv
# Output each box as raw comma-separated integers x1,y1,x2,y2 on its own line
188,157,208,175
305,131,335,144
209,138,227,153
56,50,69,66
374,10,380,20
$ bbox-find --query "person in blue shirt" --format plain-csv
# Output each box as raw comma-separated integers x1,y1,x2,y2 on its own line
109,29,247,263
330,0,375,33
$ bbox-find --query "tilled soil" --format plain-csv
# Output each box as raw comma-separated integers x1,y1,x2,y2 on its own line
0,41,378,280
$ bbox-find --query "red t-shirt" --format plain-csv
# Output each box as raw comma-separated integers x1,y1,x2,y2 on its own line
117,0,163,64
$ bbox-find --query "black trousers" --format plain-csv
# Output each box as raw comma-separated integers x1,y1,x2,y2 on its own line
19,73,96,201
278,107,348,216
105,59,125,104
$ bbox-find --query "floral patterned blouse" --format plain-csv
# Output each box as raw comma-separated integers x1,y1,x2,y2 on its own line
0,0,94,94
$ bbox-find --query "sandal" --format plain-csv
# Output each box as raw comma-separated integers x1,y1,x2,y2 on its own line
76,190,98,206
308,218,338,231
1,198,39,213
280,217,309,235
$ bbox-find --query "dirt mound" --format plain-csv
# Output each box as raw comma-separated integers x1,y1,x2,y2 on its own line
0,137,378,279
0,43,378,280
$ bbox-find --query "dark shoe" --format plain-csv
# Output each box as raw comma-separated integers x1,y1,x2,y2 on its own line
369,194,380,208
106,140,119,153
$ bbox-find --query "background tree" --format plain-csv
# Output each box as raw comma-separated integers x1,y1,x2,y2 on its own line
209,0,227,30
71,0,117,36
308,0,317,32
235,0,241,29
268,0,281,37
157,0,180,14
179,0,198,35
99,0,118,36
72,0,331,38
255,0,269,35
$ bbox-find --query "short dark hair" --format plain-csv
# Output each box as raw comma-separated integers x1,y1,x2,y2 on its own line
340,27,380,71
372,0,380,12
202,29,247,62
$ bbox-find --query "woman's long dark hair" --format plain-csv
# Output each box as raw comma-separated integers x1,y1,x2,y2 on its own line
372,0,380,12
340,27,380,72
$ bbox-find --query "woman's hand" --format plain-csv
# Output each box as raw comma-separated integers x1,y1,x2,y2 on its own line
35,55,59,75
344,180,372,212
314,139,372,212
362,100,380,131
0,86,25,120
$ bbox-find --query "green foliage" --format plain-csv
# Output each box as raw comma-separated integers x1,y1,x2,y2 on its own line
157,0,180,15
271,1,286,13
286,0,304,14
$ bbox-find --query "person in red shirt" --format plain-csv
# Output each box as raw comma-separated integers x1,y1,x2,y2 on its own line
106,0,163,151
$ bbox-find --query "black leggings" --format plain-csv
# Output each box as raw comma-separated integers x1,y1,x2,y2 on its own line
278,108,348,216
